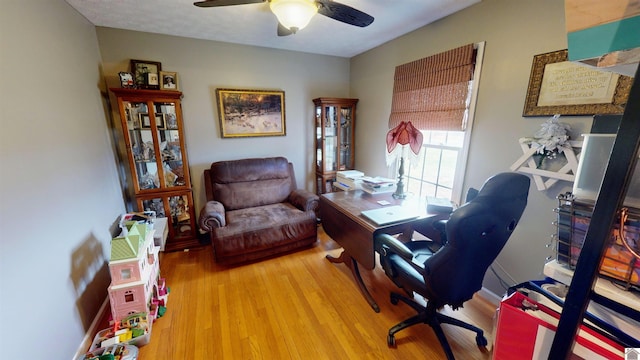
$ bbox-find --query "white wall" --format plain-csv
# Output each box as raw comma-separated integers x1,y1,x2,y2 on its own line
96,28,352,210
0,1,126,359
350,0,596,295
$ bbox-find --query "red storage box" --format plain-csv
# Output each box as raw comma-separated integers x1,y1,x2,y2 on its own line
493,291,624,360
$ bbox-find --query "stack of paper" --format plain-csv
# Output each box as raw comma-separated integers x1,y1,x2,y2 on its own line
335,170,365,191
361,176,396,194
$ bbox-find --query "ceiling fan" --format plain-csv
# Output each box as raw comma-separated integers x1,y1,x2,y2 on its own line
193,0,374,36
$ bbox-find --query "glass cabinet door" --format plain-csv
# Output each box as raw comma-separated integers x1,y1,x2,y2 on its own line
123,100,187,192
125,101,160,191
338,105,353,170
137,191,195,242
324,105,338,172
153,101,186,189
315,106,323,173
168,192,194,239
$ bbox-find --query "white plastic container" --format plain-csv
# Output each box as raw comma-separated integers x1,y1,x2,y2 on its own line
573,133,640,207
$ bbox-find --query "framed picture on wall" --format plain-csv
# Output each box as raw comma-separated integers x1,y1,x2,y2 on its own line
522,49,632,116
215,88,286,138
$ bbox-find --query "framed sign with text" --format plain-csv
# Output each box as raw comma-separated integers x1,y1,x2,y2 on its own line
523,49,632,116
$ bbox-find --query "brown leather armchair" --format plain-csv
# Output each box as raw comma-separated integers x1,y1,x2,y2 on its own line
198,157,319,264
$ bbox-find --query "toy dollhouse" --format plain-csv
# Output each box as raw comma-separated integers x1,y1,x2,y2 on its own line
108,222,168,324
77,219,169,355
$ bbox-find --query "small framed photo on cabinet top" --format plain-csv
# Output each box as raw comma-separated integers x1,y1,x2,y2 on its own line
160,71,178,91
130,59,162,89
147,73,159,87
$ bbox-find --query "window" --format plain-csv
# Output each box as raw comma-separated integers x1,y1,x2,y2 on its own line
124,290,134,303
120,268,131,280
405,130,464,200
389,42,484,204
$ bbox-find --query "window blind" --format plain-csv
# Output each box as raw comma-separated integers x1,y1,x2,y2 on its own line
389,43,476,131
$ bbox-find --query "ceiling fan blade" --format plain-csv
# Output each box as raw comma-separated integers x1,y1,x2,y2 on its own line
316,0,374,27
277,23,294,37
194,0,264,8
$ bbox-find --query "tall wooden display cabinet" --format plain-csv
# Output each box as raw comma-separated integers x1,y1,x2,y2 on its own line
313,97,358,194
110,88,199,251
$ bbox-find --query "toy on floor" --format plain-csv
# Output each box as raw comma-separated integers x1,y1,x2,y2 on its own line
77,343,138,360
91,313,151,351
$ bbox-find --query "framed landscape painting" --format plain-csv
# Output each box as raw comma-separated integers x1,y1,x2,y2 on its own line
215,88,286,138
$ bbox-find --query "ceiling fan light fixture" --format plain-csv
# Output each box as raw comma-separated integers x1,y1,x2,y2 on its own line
270,0,318,33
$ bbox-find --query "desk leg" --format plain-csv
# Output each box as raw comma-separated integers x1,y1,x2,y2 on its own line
326,251,380,313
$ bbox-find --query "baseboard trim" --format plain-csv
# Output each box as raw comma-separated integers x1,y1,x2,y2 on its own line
73,296,109,360
477,286,503,306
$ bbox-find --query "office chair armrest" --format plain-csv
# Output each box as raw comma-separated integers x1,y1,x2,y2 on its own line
432,219,448,245
375,234,413,261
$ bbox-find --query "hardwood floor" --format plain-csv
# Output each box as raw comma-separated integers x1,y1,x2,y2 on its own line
138,226,497,359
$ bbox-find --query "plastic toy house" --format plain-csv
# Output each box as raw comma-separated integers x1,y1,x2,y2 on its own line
108,222,167,323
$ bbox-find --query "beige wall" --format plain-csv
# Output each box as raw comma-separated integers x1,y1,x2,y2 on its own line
0,1,125,358
96,28,352,210
350,0,595,295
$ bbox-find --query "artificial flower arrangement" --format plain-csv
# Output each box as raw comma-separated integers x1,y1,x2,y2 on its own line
522,114,571,168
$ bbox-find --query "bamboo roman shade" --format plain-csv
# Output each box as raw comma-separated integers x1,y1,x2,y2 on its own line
388,43,476,131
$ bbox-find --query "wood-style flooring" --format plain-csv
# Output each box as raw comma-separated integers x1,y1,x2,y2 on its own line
137,226,497,359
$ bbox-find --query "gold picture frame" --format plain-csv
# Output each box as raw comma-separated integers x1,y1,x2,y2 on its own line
155,113,166,129
522,49,632,116
160,71,179,91
215,88,286,138
139,113,151,129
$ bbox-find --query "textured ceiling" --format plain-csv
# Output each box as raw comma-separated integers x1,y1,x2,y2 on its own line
66,0,480,58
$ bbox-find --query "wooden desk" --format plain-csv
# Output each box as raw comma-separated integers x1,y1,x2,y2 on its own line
320,190,443,312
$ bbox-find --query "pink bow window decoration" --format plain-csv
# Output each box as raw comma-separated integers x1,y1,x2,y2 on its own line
386,121,423,155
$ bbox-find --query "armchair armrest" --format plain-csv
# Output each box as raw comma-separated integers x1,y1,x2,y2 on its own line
198,201,226,232
289,189,319,213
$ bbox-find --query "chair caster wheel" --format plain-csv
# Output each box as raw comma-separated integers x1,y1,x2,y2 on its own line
387,334,396,348
476,334,488,347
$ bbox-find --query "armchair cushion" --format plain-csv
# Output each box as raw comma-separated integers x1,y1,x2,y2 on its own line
209,157,293,210
212,203,317,263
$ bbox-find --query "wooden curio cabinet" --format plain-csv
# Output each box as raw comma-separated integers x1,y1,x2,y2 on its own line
313,98,358,194
109,88,199,251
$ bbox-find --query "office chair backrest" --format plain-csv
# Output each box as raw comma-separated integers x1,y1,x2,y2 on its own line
423,172,530,307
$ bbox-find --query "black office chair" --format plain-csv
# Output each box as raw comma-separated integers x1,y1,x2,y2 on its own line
375,172,530,360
